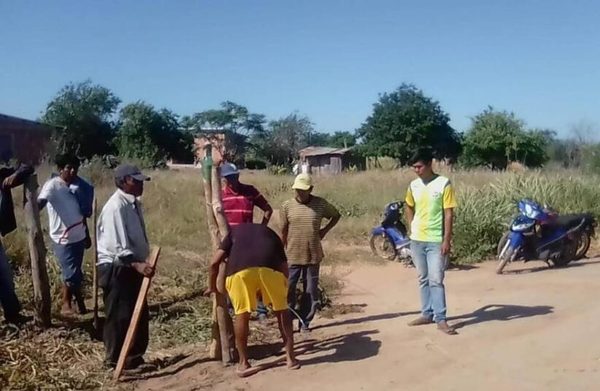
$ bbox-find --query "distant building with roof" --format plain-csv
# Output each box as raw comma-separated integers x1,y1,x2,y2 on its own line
0,113,53,164
298,146,359,175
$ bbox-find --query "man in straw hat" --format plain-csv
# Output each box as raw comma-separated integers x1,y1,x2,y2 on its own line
281,173,340,331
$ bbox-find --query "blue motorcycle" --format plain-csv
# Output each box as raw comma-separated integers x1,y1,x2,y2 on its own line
369,201,412,265
496,199,595,274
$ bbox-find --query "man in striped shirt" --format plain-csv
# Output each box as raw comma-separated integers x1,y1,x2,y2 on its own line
221,163,273,226
281,173,340,331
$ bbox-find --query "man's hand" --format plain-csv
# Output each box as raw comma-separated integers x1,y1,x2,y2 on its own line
2,174,16,189
319,228,328,240
132,262,155,278
203,286,217,297
441,239,451,256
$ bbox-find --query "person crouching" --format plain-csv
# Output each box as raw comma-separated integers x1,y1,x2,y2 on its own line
204,223,300,377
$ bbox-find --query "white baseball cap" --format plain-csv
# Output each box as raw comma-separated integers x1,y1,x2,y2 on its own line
220,162,239,177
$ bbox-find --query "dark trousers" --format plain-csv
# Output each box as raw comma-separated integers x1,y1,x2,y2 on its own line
287,264,320,325
99,263,149,367
0,240,21,320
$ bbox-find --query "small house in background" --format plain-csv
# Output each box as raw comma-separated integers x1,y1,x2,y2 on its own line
299,146,359,176
193,133,226,164
0,113,53,165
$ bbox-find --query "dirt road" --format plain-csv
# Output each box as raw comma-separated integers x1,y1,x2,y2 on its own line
136,258,600,391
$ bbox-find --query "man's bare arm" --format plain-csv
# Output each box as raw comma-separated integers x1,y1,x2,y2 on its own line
205,249,227,294
442,208,454,256
261,205,273,225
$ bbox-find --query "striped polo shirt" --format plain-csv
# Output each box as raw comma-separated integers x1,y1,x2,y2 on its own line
281,195,341,265
222,183,270,226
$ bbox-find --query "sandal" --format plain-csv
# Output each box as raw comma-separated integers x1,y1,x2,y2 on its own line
437,321,458,335
408,316,434,326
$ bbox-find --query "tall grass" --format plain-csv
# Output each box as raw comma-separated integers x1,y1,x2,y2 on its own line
2,165,600,389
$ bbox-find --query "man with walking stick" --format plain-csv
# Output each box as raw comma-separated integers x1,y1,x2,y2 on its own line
96,164,154,370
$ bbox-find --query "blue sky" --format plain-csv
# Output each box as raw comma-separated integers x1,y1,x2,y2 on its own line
1,0,599,137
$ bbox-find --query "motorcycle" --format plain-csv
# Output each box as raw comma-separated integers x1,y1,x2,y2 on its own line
369,201,412,265
496,199,596,274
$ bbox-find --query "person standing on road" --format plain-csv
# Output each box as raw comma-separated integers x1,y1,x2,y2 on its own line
281,173,340,331
96,164,155,370
0,158,33,324
205,223,300,377
405,149,458,335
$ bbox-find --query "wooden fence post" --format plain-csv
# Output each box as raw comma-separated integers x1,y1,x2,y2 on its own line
200,144,235,364
23,174,51,328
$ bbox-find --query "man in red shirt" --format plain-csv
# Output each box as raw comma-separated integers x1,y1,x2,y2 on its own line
221,163,273,226
221,162,273,319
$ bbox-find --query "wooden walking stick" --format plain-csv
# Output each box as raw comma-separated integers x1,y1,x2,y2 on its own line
113,247,161,381
92,197,99,332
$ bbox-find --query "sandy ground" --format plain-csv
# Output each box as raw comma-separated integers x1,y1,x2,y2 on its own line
135,257,600,391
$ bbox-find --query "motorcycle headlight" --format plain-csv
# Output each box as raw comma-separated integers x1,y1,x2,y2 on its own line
511,221,535,232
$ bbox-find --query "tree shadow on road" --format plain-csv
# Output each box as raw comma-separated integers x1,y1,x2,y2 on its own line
448,304,554,330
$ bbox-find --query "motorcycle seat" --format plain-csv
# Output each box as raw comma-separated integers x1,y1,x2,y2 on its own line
555,213,594,229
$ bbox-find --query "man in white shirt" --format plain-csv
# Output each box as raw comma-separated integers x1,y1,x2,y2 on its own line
97,164,154,370
38,154,87,316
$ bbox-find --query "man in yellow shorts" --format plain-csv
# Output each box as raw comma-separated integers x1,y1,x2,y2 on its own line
205,223,300,377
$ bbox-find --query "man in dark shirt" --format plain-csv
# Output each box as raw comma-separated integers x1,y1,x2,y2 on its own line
0,161,34,324
205,223,300,377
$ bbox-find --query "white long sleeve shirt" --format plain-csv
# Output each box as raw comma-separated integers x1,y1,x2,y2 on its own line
96,189,149,266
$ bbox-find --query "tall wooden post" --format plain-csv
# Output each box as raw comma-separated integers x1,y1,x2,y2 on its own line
200,143,235,364
23,174,51,328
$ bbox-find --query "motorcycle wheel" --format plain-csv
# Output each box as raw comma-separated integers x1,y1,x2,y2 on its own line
575,231,591,260
496,238,516,275
369,234,397,261
553,239,577,267
497,232,509,258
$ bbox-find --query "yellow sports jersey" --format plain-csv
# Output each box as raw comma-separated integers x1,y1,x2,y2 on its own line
405,175,457,243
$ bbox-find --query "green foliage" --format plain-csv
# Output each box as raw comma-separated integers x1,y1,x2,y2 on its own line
308,131,357,148
245,159,267,170
41,80,120,158
253,113,313,165
267,164,289,175
357,83,461,164
461,107,549,169
453,173,600,262
182,101,266,163
116,102,193,167
329,131,357,148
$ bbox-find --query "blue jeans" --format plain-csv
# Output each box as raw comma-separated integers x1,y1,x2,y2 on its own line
0,240,21,320
411,241,447,323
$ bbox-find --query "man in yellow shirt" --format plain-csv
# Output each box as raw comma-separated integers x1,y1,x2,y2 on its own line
405,149,457,335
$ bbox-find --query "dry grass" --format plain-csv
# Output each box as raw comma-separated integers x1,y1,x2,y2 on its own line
2,164,600,389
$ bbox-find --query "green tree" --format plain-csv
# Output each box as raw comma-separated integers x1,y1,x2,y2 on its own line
357,84,461,164
328,131,357,148
116,102,192,167
461,107,549,169
181,101,266,163
42,80,121,158
253,113,313,165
